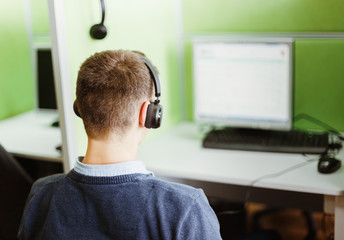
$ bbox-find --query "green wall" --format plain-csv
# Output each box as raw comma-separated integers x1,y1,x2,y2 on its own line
0,0,34,120
183,0,344,33
0,0,50,121
294,39,344,130
30,0,50,36
62,0,181,153
182,0,344,131
1,0,343,133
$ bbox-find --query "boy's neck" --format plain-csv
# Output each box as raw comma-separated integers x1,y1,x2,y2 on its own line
82,128,143,165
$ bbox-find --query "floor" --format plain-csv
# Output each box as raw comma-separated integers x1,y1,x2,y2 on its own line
210,199,335,240
246,203,334,240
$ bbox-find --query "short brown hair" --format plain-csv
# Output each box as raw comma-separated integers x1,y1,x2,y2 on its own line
76,50,154,139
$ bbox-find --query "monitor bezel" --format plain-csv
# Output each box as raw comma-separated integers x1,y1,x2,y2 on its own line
192,37,294,131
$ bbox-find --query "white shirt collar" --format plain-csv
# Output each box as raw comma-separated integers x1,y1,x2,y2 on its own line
74,157,153,177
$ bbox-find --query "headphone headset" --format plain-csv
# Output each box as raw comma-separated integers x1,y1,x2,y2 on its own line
73,54,163,129
89,0,107,40
139,55,163,129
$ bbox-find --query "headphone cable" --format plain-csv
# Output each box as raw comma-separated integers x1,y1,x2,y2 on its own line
216,157,318,217
293,113,344,141
243,157,318,212
100,0,105,25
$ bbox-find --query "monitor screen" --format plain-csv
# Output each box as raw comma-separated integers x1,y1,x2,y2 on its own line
193,38,293,131
37,49,57,110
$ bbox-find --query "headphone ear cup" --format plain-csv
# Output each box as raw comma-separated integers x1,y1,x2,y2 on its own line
90,24,107,40
153,104,163,128
145,103,163,129
73,101,81,118
145,103,154,129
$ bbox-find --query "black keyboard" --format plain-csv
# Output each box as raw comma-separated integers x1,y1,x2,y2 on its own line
202,128,329,154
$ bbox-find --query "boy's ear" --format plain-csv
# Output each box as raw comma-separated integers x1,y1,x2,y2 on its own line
139,101,150,127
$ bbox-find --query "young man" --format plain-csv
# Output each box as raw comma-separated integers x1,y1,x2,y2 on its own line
18,50,222,239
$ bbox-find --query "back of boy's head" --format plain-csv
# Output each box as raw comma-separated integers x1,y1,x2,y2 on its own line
75,50,154,139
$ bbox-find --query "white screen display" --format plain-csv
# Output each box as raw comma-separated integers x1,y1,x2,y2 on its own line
193,39,293,130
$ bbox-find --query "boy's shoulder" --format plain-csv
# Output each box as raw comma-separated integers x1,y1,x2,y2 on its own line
34,173,66,185
142,175,205,202
31,173,66,193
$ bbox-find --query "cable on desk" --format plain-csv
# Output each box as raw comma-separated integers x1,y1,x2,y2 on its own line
215,157,319,218
250,157,318,187
293,113,344,141
294,113,343,167
243,157,319,210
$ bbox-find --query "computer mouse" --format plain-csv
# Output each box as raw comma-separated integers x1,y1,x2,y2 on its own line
317,156,341,174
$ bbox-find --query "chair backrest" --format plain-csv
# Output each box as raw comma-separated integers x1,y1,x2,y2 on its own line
0,144,33,240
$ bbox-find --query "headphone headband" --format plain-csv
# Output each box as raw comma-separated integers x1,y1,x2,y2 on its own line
139,56,161,101
138,54,163,128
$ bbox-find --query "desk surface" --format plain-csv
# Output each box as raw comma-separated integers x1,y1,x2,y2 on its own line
0,110,62,162
138,122,344,196
1,113,342,197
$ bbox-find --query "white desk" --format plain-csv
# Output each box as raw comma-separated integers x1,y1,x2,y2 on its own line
1,114,342,237
0,110,63,162
138,122,344,239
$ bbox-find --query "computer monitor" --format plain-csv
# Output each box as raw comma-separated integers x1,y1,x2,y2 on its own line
193,38,293,131
36,49,57,110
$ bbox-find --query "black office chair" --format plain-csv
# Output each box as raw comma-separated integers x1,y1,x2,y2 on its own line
0,144,33,240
